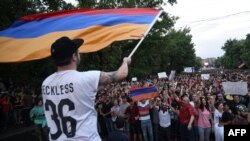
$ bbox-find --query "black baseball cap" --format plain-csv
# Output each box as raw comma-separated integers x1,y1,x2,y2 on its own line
51,36,84,60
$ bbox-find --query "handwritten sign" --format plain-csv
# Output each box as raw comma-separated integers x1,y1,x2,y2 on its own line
222,82,248,95
132,77,137,82
157,72,167,79
169,70,176,80
201,74,210,80
184,67,194,73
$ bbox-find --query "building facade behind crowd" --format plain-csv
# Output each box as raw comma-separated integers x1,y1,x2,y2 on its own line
0,70,250,141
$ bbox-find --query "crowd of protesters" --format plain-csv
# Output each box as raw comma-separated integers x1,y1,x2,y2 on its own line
0,70,250,141
95,70,250,141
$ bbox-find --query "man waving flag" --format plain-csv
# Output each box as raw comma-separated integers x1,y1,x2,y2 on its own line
0,8,161,63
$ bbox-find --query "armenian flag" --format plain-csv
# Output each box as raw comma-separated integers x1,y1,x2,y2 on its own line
130,86,158,101
238,57,246,69
0,8,160,63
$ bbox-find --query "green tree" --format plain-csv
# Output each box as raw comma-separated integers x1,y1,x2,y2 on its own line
214,57,223,68
242,34,250,68
221,39,245,69
215,34,250,69
195,56,202,70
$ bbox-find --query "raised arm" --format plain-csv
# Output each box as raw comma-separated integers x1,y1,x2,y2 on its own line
98,57,131,89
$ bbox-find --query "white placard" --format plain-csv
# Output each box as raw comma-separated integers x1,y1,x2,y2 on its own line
201,74,210,80
132,77,137,82
157,72,167,79
222,82,248,95
184,67,194,73
169,70,176,80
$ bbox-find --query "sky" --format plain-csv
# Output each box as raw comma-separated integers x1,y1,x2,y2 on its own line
164,0,250,59
65,0,250,59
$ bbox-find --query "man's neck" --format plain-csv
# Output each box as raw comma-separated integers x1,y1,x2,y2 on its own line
57,64,77,72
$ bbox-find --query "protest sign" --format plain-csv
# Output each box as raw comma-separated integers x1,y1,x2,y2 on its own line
157,72,167,79
169,70,176,80
132,77,137,82
184,67,194,73
222,82,248,95
201,74,210,80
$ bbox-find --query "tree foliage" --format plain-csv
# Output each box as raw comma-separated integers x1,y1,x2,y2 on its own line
215,34,250,69
0,0,200,87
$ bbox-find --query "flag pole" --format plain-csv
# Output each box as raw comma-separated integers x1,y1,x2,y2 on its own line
128,10,163,58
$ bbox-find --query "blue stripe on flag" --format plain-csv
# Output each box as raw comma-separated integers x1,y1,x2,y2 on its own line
0,14,155,38
131,87,157,97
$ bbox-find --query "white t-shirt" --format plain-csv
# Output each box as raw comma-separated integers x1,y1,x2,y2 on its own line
214,109,222,125
159,110,171,128
189,101,195,108
214,109,224,141
111,106,120,122
42,70,101,141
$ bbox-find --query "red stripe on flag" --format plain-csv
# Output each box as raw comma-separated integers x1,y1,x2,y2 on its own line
131,92,158,101
20,8,159,21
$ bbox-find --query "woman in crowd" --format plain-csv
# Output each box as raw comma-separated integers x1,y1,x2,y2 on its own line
111,99,120,129
125,100,142,141
30,98,47,128
30,98,47,141
197,96,213,141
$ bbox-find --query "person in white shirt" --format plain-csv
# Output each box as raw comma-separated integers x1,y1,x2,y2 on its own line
158,102,172,141
214,102,224,141
42,36,131,141
111,99,120,127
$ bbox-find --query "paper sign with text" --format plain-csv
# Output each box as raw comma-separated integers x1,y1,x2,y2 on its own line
184,67,194,73
222,82,248,95
132,77,137,82
169,70,176,80
201,74,210,80
157,72,167,79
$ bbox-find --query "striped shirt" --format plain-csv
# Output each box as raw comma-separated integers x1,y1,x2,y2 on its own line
138,100,150,120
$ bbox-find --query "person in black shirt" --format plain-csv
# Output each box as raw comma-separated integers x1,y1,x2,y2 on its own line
96,95,107,137
107,117,130,141
101,95,114,134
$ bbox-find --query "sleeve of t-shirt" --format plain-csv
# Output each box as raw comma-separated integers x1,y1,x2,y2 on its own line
83,70,101,92
188,105,196,116
29,108,35,119
135,107,139,115
124,107,129,115
214,112,220,124
111,107,115,112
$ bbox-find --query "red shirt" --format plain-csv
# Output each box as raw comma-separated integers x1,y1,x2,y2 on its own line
179,101,195,125
125,106,140,124
0,97,12,112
